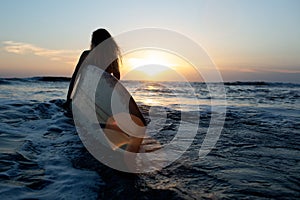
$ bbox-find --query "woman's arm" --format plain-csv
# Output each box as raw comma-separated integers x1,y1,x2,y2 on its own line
113,70,120,80
106,60,121,80
66,50,90,104
112,59,120,80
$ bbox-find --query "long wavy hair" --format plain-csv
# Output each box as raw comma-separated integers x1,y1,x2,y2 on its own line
86,28,121,73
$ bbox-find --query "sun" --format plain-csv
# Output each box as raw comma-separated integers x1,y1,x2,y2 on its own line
126,58,171,76
122,49,177,77
121,49,200,81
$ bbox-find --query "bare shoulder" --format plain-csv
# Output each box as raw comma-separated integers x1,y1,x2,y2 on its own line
81,50,90,57
82,50,90,55
78,50,90,63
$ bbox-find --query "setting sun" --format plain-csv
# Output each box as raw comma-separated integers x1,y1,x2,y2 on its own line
124,50,176,76
126,59,171,76
121,49,201,81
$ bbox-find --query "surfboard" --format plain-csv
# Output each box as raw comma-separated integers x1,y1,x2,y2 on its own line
72,65,147,153
95,67,147,152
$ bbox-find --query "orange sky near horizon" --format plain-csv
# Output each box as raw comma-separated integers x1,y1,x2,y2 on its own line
1,39,299,83
0,45,204,81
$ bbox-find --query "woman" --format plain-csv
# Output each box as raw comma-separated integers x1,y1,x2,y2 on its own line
65,28,145,153
65,28,121,106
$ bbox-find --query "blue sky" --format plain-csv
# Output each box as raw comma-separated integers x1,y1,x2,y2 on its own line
0,0,299,82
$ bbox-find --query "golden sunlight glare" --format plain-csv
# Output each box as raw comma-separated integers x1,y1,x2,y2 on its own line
125,50,176,76
121,49,202,81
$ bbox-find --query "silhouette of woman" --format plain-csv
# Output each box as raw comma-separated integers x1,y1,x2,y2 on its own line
65,28,121,105
64,28,147,154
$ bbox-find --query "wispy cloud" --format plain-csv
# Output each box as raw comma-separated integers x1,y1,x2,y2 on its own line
2,41,81,65
223,65,300,74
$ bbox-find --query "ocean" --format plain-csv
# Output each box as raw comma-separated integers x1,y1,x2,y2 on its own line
0,77,299,199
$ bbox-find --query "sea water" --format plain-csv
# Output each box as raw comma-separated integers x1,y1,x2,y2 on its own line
0,77,299,199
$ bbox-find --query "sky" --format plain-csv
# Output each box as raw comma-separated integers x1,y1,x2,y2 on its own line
0,0,300,82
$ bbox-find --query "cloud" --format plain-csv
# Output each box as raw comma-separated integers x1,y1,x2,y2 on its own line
2,41,80,65
223,65,300,74
260,68,300,74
